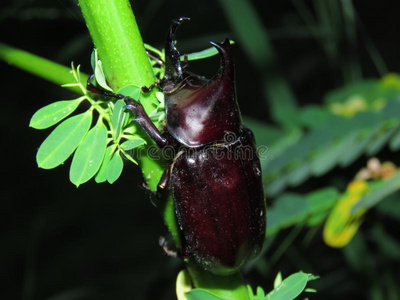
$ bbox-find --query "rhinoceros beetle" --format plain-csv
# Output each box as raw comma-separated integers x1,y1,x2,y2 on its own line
87,17,266,275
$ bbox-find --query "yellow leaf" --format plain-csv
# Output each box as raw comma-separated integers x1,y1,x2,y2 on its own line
323,181,369,248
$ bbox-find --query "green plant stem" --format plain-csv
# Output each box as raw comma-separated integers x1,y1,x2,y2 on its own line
78,0,164,190
187,262,250,299
78,0,180,241
0,43,87,94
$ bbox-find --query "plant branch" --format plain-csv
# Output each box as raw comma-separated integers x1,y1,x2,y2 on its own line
0,43,87,95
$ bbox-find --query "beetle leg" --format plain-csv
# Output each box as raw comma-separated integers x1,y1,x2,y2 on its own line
87,75,168,148
139,161,172,207
159,236,179,258
146,50,165,67
140,78,169,93
181,53,189,69
123,102,169,148
141,79,161,93
156,161,172,195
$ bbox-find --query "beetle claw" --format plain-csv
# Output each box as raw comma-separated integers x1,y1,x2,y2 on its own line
159,236,179,258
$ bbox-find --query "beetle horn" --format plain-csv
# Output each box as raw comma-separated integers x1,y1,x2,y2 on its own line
209,39,234,83
165,17,190,81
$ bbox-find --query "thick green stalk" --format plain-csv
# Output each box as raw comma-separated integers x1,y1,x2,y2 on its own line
78,0,164,190
78,0,182,252
78,0,184,249
0,43,87,94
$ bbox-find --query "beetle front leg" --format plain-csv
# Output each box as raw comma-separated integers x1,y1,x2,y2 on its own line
124,101,168,148
140,79,161,93
87,76,168,148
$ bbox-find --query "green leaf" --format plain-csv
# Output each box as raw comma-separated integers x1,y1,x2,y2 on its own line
352,171,400,214
306,187,339,213
247,285,265,300
107,152,123,184
112,99,127,139
366,124,399,155
219,0,298,128
266,194,308,236
286,163,310,186
121,136,146,150
182,40,235,61
299,105,331,129
339,127,379,167
30,98,82,129
256,287,266,300
273,272,283,288
90,48,96,73
243,116,283,148
389,128,400,151
37,112,92,169
92,48,113,92
310,138,346,176
186,289,225,300
118,84,141,100
95,145,117,183
70,122,108,187
144,43,163,59
265,272,310,300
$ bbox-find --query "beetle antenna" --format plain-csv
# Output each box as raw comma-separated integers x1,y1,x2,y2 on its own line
165,17,190,82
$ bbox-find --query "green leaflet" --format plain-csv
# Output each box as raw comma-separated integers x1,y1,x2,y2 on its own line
389,128,400,150
107,152,123,184
266,187,339,236
37,111,92,169
91,48,113,92
70,122,108,187
121,137,146,150
112,99,128,140
352,171,400,214
118,84,141,100
95,145,117,183
366,123,399,155
186,289,225,300
264,272,309,300
273,272,283,289
182,40,235,61
30,98,82,129
246,272,317,300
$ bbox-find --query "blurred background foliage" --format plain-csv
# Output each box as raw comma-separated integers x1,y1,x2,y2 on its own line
1,0,400,299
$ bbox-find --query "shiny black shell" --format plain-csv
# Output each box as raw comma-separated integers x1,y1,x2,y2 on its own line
171,129,265,275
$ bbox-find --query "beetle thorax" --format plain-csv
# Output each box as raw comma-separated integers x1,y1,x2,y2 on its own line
164,41,241,147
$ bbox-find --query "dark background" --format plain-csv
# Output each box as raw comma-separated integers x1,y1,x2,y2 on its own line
1,0,400,299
